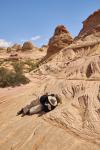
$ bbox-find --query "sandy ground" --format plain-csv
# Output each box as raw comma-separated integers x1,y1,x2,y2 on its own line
0,74,100,150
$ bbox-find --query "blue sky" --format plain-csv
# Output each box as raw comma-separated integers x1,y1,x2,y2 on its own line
0,0,99,47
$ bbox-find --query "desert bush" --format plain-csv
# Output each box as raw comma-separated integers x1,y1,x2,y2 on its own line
25,59,39,72
0,64,30,88
12,61,24,73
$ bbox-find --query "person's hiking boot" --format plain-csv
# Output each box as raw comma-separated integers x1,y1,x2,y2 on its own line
21,113,26,117
21,110,30,117
17,109,23,116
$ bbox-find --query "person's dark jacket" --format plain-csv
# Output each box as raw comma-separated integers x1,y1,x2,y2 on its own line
39,94,57,112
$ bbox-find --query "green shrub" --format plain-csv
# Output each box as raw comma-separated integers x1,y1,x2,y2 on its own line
0,65,30,88
12,61,24,73
25,59,39,72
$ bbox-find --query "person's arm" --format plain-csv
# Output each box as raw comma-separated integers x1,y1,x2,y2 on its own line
44,102,52,110
40,95,48,105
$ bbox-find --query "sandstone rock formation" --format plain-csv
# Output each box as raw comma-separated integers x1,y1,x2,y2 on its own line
47,25,73,55
12,44,22,51
22,41,34,51
76,9,100,40
7,44,22,53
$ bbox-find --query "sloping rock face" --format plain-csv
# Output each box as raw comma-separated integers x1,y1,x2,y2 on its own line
47,25,73,55
76,9,100,40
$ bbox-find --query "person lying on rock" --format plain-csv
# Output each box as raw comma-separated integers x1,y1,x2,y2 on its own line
17,93,61,117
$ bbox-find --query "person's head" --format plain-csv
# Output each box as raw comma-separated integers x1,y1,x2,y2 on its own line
48,95,58,107
48,94,62,104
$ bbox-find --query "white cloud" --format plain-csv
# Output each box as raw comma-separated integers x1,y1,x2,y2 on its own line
0,39,11,48
20,39,26,43
20,35,41,43
31,35,41,41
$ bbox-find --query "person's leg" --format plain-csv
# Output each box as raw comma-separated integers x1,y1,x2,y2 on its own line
17,108,23,115
29,104,43,115
17,99,41,117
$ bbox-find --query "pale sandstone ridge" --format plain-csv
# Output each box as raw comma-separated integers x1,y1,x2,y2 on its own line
47,25,73,55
